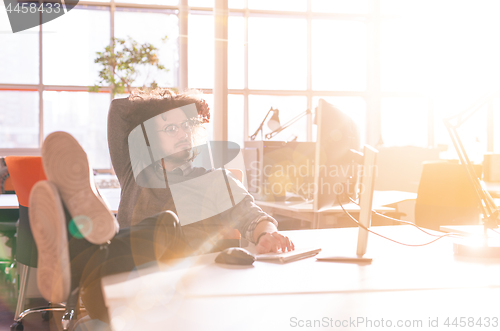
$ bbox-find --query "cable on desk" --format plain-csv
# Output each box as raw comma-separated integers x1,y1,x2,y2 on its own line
348,196,500,239
348,197,454,238
338,197,462,247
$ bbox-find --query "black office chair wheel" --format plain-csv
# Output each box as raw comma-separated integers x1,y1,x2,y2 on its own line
41,310,52,321
10,321,23,331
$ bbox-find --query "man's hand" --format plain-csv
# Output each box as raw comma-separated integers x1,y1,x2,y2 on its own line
256,231,295,254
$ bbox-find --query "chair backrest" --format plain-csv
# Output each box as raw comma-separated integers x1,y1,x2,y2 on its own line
4,156,47,267
415,160,481,231
374,146,441,193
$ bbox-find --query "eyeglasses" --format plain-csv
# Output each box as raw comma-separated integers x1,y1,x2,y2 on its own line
162,120,195,137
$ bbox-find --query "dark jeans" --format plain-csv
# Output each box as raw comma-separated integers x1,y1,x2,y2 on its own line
67,211,191,323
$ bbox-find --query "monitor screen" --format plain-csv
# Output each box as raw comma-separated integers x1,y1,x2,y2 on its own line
313,99,361,211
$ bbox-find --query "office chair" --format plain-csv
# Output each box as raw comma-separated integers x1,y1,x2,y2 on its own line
374,145,441,193
5,156,75,331
415,160,482,231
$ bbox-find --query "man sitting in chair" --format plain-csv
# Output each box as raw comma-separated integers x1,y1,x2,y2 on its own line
29,88,294,324
113,88,293,254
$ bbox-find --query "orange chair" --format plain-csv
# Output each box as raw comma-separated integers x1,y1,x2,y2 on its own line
5,156,69,331
415,160,482,231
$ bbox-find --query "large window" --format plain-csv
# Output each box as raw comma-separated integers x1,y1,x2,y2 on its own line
2,0,500,169
248,16,307,91
379,0,500,152
0,91,39,148
42,7,110,86
114,8,179,88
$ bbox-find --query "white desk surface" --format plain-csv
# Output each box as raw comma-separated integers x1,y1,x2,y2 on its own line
0,188,121,214
102,225,500,331
98,188,121,214
0,194,20,209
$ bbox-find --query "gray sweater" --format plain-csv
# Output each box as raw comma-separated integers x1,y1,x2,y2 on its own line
107,98,277,252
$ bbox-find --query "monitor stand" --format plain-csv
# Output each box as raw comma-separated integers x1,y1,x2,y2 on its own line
316,145,378,265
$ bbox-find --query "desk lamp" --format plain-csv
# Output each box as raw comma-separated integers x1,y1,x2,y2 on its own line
265,109,311,140
443,89,500,257
249,107,280,140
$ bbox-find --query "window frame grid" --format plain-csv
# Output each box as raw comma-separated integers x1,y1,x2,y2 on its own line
3,0,494,169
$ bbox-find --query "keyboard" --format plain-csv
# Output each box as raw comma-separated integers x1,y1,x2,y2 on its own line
255,247,321,263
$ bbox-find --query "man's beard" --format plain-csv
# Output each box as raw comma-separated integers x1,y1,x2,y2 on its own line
164,149,191,163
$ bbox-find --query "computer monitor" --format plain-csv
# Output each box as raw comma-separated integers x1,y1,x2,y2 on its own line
316,144,378,263
313,99,361,212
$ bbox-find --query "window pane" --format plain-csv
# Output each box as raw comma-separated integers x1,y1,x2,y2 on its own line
0,17,39,84
381,2,500,95
495,99,500,153
248,95,308,141
381,17,434,93
312,96,366,144
189,14,214,89
248,17,307,90
228,94,244,147
115,9,179,89
248,0,306,11
228,15,244,89
312,0,371,14
312,20,367,91
434,96,488,163
380,0,432,15
189,0,213,7
381,97,428,147
197,94,243,145
229,0,245,9
117,0,177,5
43,92,111,169
0,91,39,148
42,7,110,86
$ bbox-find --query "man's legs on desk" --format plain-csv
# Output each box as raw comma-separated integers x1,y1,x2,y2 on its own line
31,181,189,323
30,131,191,324
72,210,188,323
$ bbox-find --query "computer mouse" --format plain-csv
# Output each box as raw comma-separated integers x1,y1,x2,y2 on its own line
215,247,256,265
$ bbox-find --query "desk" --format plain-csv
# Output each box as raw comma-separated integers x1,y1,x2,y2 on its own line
99,188,121,214
0,194,20,210
0,188,121,214
102,225,500,331
256,191,417,228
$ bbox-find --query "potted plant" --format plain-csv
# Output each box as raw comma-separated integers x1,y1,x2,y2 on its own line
89,36,169,98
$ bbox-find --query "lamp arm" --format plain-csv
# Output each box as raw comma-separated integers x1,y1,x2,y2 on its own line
445,88,500,129
444,119,498,228
249,107,275,141
265,109,311,140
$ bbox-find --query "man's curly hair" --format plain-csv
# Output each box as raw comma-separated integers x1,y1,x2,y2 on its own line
126,88,208,164
128,87,209,122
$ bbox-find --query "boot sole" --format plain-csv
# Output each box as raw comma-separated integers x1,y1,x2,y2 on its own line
42,131,118,245
29,180,70,303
